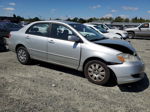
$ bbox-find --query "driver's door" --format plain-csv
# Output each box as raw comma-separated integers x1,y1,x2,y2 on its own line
47,23,81,69
137,23,150,36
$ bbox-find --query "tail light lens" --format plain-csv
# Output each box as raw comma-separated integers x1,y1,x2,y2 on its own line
5,33,11,38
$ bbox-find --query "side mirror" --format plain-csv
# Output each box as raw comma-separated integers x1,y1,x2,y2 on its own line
68,35,82,43
138,27,141,31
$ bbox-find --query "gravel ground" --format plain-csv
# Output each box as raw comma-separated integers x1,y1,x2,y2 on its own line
0,39,150,112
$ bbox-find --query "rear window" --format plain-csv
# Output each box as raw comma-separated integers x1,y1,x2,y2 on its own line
26,23,50,37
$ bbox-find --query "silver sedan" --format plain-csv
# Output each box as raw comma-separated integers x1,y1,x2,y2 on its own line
7,21,145,85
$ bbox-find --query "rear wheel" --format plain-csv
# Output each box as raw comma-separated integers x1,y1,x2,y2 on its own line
128,32,135,39
16,46,31,65
84,60,110,85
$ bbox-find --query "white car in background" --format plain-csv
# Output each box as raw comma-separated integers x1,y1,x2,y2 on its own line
93,23,128,39
84,24,122,39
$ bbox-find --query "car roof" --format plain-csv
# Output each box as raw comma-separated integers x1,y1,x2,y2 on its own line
84,23,96,27
19,20,82,33
32,20,80,25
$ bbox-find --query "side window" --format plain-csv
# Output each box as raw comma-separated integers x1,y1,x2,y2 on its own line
26,23,50,37
50,24,75,41
103,25,108,30
89,26,95,31
140,23,149,28
99,24,104,29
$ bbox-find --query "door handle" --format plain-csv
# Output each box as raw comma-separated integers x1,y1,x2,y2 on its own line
48,40,55,44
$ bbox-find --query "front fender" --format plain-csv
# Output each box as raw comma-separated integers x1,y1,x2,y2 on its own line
77,43,122,71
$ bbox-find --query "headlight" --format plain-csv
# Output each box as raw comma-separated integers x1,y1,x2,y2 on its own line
123,33,128,36
113,37,120,39
117,53,139,63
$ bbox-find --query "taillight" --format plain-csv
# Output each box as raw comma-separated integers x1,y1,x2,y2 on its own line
5,33,11,38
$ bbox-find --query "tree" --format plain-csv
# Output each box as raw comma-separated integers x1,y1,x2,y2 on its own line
66,18,72,21
124,18,130,22
131,17,138,23
78,18,86,23
72,17,79,22
8,14,150,24
114,16,124,22
13,14,17,18
100,17,113,22
87,18,94,22
27,17,41,23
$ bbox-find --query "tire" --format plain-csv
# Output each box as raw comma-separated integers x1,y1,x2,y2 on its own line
84,60,110,85
128,32,135,39
16,46,31,65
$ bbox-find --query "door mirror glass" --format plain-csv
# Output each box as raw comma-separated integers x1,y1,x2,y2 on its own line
68,35,81,42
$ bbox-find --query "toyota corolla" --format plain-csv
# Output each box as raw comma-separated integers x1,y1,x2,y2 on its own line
7,21,145,85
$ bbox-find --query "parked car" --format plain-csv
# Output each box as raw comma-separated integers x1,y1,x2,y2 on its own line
0,22,22,36
8,21,145,85
0,22,22,51
93,23,128,39
125,23,150,38
0,36,6,51
84,23,122,39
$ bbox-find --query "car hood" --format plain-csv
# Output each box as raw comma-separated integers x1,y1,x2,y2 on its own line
103,33,121,39
125,27,138,31
94,39,136,55
108,29,126,33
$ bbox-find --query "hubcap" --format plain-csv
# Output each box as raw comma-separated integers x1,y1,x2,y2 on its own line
18,49,27,62
128,33,133,38
88,63,106,82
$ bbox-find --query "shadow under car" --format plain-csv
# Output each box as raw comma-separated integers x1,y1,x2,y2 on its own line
118,73,149,93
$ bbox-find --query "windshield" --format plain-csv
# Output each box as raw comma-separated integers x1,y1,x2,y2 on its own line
94,24,109,30
105,24,114,29
94,25,108,33
70,24,106,41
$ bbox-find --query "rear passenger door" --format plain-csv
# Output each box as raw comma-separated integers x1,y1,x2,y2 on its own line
25,23,50,61
47,23,81,69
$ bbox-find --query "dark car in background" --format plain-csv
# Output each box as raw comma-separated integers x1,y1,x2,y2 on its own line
0,22,22,51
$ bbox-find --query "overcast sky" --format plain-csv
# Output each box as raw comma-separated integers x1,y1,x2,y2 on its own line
0,0,150,19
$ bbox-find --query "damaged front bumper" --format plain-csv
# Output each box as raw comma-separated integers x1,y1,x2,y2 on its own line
108,60,145,84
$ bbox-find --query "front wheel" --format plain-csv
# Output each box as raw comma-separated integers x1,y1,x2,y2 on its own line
84,60,110,85
16,47,31,65
128,32,135,39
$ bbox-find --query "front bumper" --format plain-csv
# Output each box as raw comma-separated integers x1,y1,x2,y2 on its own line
108,61,145,84
122,33,128,39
